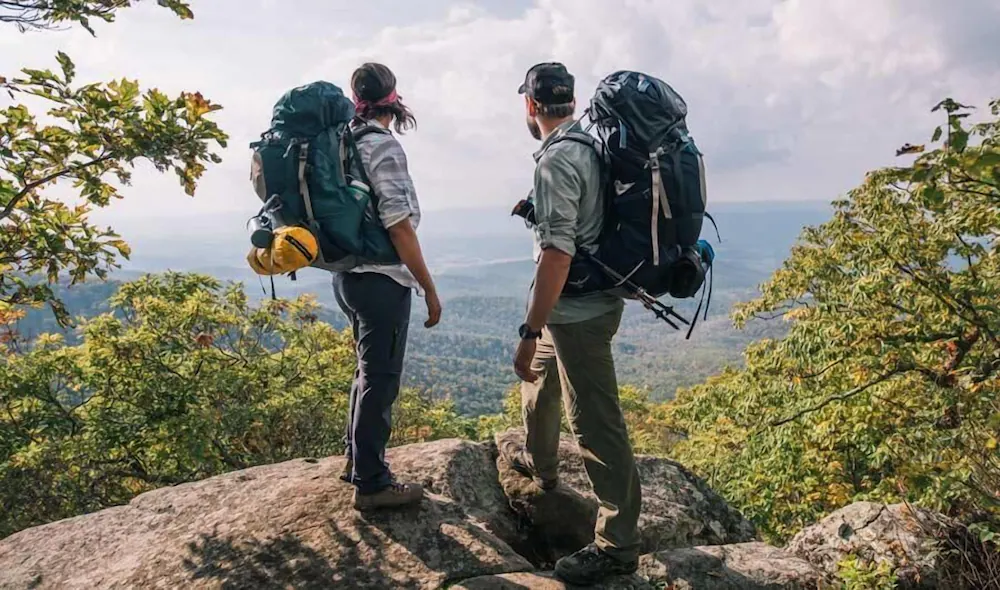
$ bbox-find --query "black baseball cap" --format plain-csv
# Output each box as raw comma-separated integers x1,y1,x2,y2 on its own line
517,62,575,105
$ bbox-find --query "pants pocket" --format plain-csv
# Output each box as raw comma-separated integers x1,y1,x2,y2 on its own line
390,327,400,361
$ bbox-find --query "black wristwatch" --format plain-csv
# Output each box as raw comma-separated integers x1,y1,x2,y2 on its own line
518,323,542,340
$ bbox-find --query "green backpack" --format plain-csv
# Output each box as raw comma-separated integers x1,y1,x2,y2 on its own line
249,81,399,272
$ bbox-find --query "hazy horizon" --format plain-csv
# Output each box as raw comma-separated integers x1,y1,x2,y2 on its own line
104,199,834,275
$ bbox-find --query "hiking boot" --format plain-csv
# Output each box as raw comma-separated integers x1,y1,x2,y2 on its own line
498,439,558,491
352,481,424,511
554,543,639,586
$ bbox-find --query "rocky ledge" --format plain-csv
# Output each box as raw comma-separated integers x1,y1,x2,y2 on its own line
0,430,968,589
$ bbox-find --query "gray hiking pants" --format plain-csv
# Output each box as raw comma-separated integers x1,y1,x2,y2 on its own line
520,307,643,561
333,271,412,495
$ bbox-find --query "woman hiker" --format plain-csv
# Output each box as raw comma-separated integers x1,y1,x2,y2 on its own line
333,62,442,510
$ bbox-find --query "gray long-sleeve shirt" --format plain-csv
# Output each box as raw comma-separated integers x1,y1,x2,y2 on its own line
347,118,423,293
529,119,624,325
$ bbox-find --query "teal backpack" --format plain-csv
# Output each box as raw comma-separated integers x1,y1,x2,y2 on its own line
249,81,399,272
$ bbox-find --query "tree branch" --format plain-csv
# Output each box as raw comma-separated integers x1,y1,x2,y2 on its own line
0,154,114,222
0,0,129,31
796,357,847,380
770,365,910,428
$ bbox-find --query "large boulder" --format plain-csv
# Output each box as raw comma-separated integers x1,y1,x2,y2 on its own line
385,439,522,550
788,502,959,589
493,429,757,565
0,441,533,590
641,542,832,589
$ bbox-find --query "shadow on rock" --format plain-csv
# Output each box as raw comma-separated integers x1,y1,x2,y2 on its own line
182,530,361,590
453,571,651,590
493,445,598,569
361,495,534,587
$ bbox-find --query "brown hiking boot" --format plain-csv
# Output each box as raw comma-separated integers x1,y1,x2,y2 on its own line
498,439,558,491
352,481,424,511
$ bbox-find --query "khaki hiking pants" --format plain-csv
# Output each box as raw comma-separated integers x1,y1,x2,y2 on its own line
520,307,642,561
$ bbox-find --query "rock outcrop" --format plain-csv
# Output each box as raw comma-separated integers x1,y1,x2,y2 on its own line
788,502,963,589
494,428,757,566
0,443,531,590
0,432,970,589
641,543,830,589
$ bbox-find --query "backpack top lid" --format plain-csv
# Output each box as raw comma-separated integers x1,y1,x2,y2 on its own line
589,70,690,151
270,81,356,137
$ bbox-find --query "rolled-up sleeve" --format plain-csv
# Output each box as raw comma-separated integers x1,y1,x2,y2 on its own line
533,148,583,258
367,138,418,229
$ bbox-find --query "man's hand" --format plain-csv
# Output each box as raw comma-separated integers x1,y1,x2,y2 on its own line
515,247,570,383
424,290,442,328
514,337,539,383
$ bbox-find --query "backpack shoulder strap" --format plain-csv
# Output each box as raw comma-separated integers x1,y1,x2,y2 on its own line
539,122,614,251
542,121,611,172
543,127,602,156
343,120,394,221
541,125,610,183
349,119,392,142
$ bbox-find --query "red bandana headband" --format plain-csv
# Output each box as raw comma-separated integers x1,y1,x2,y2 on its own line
353,88,399,114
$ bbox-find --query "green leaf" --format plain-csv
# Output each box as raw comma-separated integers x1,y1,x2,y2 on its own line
55,52,76,83
974,152,1000,168
79,16,95,36
950,129,970,152
21,68,58,83
896,143,925,156
931,126,943,143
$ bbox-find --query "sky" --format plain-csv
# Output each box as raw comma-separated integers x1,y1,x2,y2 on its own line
2,0,999,236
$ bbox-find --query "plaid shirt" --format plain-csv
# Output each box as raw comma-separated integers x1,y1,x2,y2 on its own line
347,119,422,292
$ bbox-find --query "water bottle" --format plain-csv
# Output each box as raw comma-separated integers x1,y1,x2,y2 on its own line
696,239,715,267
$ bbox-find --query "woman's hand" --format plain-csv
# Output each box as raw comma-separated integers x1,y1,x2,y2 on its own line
387,219,441,328
424,289,442,328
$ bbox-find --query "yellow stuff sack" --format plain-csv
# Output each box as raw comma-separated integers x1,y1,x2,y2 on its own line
246,226,319,276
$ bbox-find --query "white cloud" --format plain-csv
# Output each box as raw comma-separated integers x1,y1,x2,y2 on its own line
1,0,998,240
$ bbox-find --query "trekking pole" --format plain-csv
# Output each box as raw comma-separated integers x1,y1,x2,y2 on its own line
581,251,690,330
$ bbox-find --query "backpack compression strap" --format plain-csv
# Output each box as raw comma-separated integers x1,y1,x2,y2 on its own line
649,146,674,266
297,142,318,229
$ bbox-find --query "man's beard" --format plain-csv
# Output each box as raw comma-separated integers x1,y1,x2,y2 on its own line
526,116,541,141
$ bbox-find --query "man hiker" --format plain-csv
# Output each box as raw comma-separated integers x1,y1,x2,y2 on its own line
502,62,643,585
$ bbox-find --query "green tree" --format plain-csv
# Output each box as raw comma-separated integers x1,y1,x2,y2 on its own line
0,273,473,538
0,1,193,32
0,0,227,326
668,98,1000,542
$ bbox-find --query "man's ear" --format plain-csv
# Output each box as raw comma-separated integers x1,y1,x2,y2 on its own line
525,96,538,117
